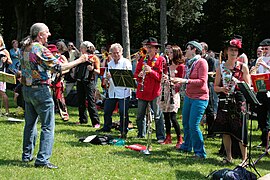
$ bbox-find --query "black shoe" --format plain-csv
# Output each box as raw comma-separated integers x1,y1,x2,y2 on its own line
22,157,35,163
96,128,111,132
35,163,58,169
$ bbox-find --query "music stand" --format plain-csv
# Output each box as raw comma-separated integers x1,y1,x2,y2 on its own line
109,69,137,138
237,82,261,177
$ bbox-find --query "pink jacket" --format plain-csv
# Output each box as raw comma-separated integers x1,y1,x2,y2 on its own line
185,58,209,100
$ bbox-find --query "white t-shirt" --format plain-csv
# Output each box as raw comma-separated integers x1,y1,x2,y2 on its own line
257,56,270,74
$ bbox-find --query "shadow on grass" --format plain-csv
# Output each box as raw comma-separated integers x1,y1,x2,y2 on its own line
0,159,33,168
175,169,206,179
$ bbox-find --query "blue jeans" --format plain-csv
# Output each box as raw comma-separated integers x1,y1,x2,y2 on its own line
103,98,130,134
136,97,165,140
180,96,208,158
22,85,55,165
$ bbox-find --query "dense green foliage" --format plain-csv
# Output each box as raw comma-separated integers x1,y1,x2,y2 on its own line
0,89,269,179
1,0,269,57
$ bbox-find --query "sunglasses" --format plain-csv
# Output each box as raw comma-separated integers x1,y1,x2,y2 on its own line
261,47,269,50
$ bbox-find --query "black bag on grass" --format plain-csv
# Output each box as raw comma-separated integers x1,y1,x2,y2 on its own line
207,166,257,180
79,135,113,145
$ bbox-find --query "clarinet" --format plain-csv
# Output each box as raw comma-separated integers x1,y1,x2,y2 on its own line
140,55,148,92
160,57,166,101
165,56,174,104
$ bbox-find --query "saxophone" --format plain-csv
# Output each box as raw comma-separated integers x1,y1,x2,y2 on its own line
250,57,263,74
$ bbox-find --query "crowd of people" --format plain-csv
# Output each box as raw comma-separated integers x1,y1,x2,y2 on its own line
0,22,269,169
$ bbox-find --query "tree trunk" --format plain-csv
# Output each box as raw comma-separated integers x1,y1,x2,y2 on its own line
76,0,83,48
160,0,167,53
121,0,130,59
14,1,28,41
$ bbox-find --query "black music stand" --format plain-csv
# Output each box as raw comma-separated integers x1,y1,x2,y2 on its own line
109,69,137,138
237,82,261,177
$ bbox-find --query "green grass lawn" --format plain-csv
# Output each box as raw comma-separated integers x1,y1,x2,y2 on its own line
0,90,269,179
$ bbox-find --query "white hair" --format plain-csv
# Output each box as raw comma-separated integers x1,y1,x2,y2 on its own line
109,43,123,54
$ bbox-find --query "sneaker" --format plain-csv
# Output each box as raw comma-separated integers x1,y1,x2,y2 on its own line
94,124,100,129
157,139,164,143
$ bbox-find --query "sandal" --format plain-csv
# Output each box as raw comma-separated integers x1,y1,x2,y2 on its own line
239,160,248,167
222,158,233,164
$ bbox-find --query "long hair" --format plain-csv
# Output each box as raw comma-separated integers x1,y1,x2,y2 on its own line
171,45,184,65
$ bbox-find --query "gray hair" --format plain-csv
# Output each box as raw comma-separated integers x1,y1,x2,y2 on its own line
109,43,123,54
30,23,48,40
21,23,48,49
80,41,95,54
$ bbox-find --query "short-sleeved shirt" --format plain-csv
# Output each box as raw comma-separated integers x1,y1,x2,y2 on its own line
20,42,59,86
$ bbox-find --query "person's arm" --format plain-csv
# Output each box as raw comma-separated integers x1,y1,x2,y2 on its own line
87,55,100,74
60,55,70,74
134,57,143,81
241,63,251,85
147,56,163,81
214,66,228,94
2,49,12,64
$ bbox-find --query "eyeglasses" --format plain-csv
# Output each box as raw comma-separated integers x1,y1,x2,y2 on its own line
68,45,73,47
261,47,269,50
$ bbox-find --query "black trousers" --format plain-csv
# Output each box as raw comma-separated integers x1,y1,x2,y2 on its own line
77,80,100,125
256,92,270,146
163,112,181,138
205,82,215,135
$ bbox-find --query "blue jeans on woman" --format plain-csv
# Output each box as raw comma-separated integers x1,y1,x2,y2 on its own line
136,97,165,141
22,85,55,165
180,95,208,158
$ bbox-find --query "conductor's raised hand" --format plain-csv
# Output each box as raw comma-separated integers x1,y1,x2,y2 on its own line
79,54,88,63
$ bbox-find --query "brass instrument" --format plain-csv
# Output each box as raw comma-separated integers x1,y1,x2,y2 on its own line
130,47,147,60
141,103,153,155
250,57,263,75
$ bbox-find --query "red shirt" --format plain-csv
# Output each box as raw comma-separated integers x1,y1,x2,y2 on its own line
134,54,164,101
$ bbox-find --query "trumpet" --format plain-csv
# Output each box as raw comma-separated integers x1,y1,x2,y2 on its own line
131,47,147,59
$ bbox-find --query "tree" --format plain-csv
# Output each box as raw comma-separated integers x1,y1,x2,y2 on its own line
160,0,167,53
76,0,83,48
121,0,130,59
